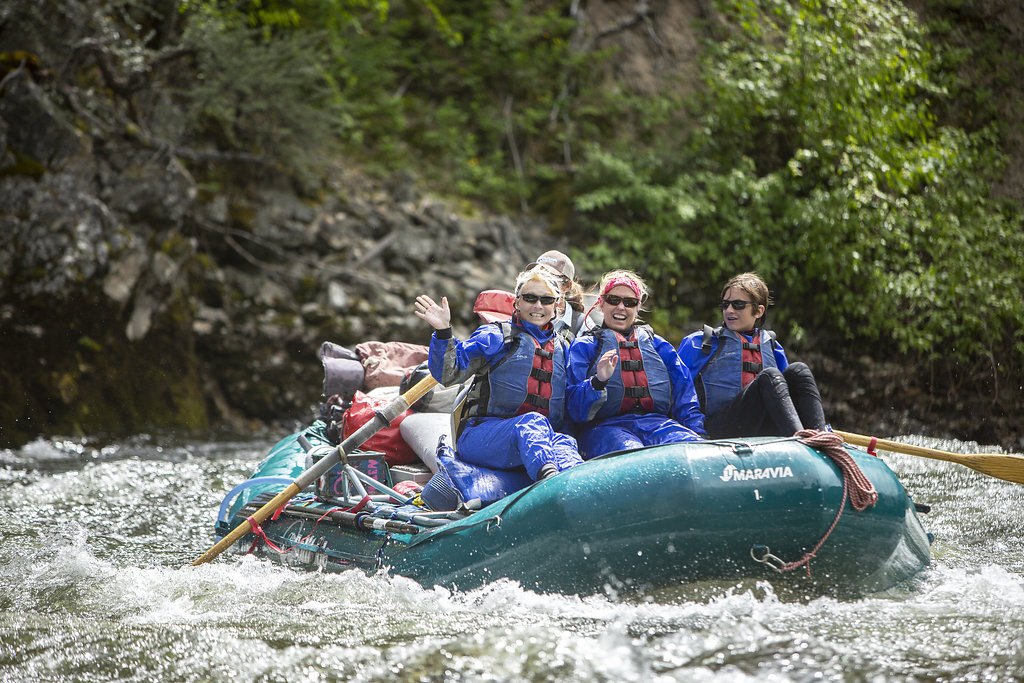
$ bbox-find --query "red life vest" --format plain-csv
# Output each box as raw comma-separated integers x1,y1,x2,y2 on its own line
515,335,556,417
615,330,656,413
740,334,764,387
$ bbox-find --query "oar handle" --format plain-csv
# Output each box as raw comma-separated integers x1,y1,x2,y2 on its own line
403,375,437,404
190,374,440,567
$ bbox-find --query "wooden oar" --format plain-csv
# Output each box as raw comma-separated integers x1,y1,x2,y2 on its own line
834,429,1024,486
190,375,439,566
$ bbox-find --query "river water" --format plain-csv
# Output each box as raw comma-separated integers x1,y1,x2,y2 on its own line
2,431,1022,682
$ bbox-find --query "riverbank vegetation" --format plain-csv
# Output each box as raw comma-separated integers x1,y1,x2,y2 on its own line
180,0,1023,428
3,0,1022,446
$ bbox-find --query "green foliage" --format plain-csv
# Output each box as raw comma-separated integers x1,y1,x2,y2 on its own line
178,0,608,210
572,0,1024,363
178,4,351,183
337,0,597,211
180,0,390,33
174,0,1024,365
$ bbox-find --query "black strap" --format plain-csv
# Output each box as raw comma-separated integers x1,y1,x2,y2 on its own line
530,367,553,383
623,386,651,398
700,324,717,355
523,393,549,410
619,359,644,372
489,323,523,374
742,361,763,374
569,310,585,335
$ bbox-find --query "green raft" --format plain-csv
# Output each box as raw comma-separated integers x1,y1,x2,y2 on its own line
214,422,931,596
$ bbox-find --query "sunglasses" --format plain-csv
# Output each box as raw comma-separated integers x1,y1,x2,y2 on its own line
519,293,557,305
604,295,640,308
719,299,755,311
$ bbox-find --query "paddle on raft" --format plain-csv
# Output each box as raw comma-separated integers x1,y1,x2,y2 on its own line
835,429,1024,486
190,374,439,566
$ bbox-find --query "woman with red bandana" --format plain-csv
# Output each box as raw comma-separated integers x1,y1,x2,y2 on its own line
414,266,582,481
566,269,705,459
678,272,827,438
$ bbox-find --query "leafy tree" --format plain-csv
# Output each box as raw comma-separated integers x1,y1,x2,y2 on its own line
176,0,1024,364
176,1,365,186
572,0,1024,367
335,0,595,211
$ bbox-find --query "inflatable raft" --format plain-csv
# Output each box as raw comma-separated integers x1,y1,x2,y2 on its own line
214,421,932,596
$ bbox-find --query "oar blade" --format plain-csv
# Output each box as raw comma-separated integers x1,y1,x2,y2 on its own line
958,454,1024,486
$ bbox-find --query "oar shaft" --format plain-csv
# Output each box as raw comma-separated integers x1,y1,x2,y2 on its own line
190,482,302,566
834,430,961,463
835,429,1024,486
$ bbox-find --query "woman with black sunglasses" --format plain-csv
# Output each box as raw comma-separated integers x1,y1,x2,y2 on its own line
677,272,827,438
566,269,706,459
414,266,582,482
526,250,590,342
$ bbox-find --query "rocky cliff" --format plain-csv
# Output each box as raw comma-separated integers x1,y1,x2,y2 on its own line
0,80,549,445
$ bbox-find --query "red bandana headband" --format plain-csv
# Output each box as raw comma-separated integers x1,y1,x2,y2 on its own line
602,276,641,299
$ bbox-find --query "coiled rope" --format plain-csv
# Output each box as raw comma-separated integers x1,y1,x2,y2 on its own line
759,429,878,577
798,429,878,511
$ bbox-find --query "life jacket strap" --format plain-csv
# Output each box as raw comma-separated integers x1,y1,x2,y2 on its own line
740,332,764,388
522,393,550,410
700,324,718,355
517,336,556,417
617,330,655,413
530,367,553,383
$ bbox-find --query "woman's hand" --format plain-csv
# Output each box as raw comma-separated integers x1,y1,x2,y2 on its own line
414,295,451,330
595,349,618,381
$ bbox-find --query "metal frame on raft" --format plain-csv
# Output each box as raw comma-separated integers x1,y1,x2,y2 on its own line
295,435,464,531
194,376,443,567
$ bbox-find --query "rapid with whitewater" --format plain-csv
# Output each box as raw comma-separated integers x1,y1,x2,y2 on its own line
1,428,1022,681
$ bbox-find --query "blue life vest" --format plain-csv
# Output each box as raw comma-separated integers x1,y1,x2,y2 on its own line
586,326,672,422
696,325,778,416
466,323,569,430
